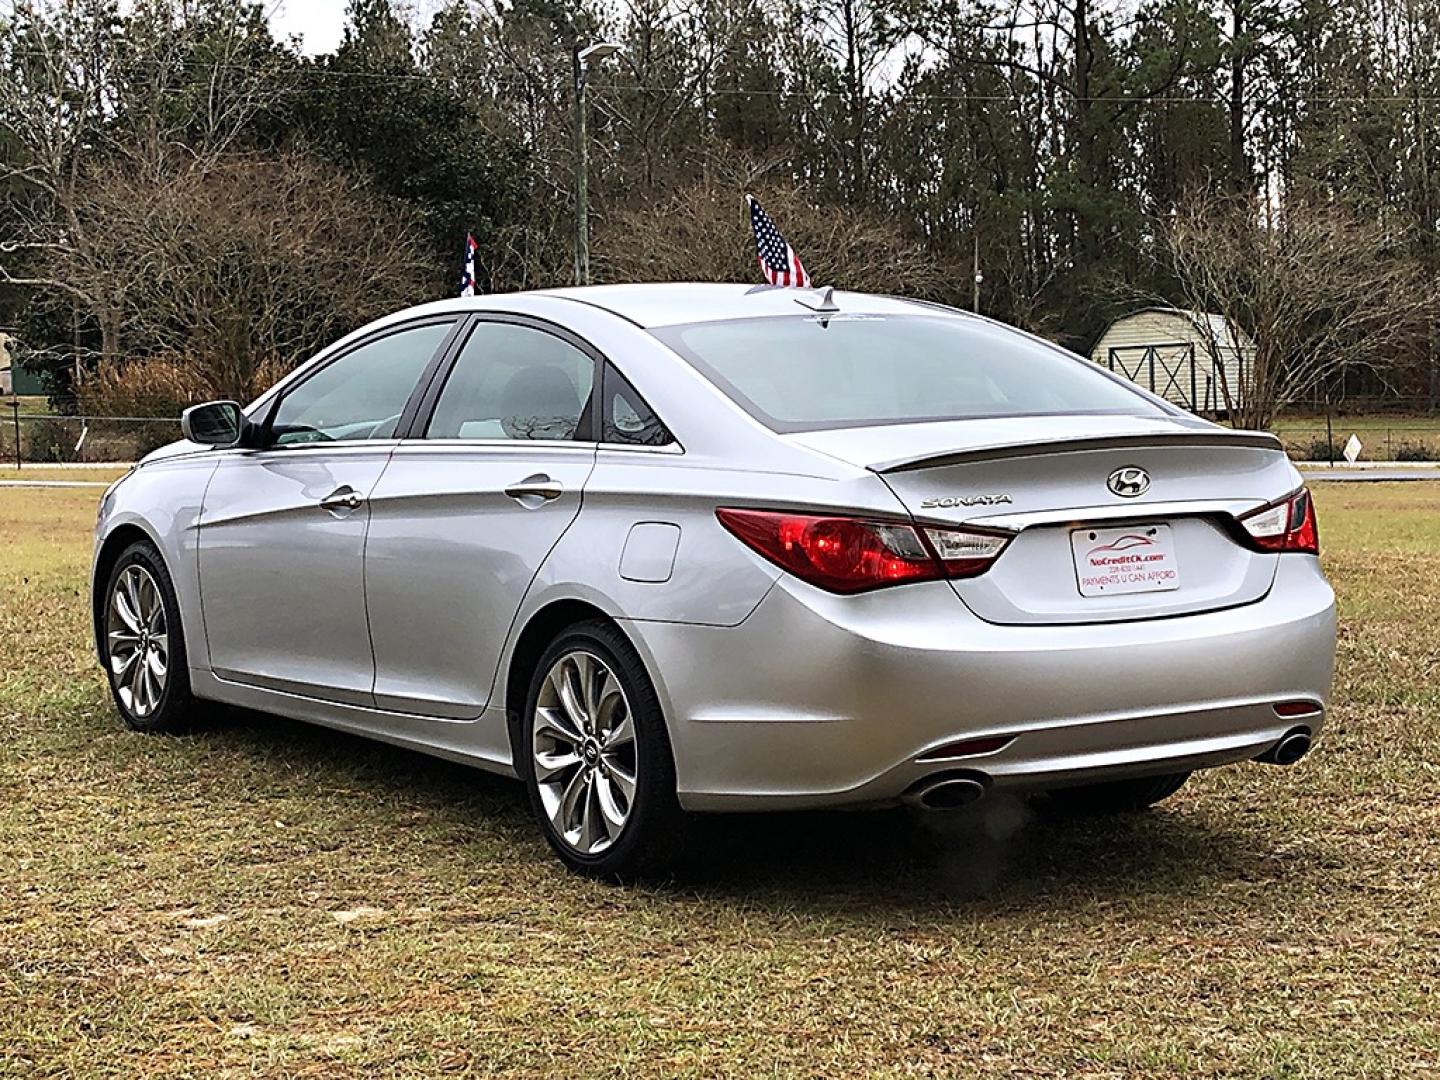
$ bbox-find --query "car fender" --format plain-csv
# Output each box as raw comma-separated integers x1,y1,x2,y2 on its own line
93,454,220,669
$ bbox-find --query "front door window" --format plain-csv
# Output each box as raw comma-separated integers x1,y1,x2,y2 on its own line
269,321,454,445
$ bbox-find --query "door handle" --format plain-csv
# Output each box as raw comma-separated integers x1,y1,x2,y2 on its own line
504,475,564,502
319,486,364,511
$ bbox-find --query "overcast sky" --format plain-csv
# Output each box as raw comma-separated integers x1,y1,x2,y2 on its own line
266,0,350,56
266,0,447,55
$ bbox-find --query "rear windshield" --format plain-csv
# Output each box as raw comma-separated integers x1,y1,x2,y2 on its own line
651,313,1166,432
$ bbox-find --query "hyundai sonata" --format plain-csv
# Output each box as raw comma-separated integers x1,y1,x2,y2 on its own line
92,284,1336,877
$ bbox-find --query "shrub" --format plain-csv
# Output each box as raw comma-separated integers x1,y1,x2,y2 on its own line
22,417,75,463
75,353,291,458
58,152,432,375
1295,435,1342,462
76,353,290,420
76,356,213,420
1394,442,1437,462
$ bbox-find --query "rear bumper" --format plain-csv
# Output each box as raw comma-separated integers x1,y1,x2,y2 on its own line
625,557,1336,811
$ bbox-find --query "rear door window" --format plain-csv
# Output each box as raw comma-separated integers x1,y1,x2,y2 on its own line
425,322,596,441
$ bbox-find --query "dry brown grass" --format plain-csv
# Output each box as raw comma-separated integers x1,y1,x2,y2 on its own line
75,355,292,421
1,484,1437,1077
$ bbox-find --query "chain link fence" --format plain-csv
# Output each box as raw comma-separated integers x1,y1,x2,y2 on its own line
2,406,179,466
1269,423,1440,462
3,400,1438,467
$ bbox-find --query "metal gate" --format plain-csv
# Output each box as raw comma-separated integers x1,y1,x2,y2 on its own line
1106,342,1225,414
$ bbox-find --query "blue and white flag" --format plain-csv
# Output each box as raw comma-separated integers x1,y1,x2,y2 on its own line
458,233,478,297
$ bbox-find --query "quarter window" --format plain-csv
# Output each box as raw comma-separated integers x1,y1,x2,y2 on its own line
426,322,596,441
602,364,673,447
269,321,454,446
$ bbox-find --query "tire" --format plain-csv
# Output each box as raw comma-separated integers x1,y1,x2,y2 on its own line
1040,771,1191,816
518,619,684,880
99,540,196,733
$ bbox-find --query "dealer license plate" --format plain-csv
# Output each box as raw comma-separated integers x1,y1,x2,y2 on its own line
1070,524,1181,597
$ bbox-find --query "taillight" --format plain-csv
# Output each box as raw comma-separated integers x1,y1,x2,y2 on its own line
715,508,1010,594
920,526,1010,577
1239,489,1319,554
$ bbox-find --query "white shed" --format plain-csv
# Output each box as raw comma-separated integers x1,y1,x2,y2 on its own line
1089,308,1256,415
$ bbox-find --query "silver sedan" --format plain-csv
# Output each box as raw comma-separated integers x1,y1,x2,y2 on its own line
92,284,1336,878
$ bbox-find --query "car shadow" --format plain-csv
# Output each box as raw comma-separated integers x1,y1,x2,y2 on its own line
675,795,1294,914
199,707,1323,915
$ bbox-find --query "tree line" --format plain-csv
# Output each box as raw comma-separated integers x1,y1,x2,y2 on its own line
2,0,1437,426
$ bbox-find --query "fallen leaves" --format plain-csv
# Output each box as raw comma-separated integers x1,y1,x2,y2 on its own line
330,906,385,926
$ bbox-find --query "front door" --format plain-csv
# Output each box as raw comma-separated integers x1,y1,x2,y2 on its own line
198,319,457,704
364,318,599,718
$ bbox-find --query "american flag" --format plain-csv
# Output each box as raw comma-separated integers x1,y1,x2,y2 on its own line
458,232,478,297
747,195,811,288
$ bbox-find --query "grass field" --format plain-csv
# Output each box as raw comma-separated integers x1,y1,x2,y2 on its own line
1,484,1437,1077
3,395,51,417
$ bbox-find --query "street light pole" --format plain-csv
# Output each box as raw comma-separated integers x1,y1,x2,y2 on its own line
571,45,589,287
972,229,983,315
571,41,624,287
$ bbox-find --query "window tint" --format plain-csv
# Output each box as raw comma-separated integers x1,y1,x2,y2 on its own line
426,322,595,441
650,314,1164,433
270,321,453,445
602,364,673,446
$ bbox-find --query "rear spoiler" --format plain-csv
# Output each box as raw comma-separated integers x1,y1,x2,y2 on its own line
871,430,1284,474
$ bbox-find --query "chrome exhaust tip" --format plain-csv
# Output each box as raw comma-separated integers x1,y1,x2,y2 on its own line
902,773,988,811
1255,727,1313,766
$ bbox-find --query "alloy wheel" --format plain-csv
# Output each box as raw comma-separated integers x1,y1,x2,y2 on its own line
531,650,638,856
107,564,169,719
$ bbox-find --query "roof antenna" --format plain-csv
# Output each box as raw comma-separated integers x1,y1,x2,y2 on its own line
793,285,840,313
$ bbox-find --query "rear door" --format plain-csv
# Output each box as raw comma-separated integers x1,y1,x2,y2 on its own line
198,318,458,703
363,317,598,718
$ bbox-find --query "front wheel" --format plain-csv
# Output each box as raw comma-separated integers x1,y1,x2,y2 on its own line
1039,771,1191,815
519,620,684,880
100,540,196,733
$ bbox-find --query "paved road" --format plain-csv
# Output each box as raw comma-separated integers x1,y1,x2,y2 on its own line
0,479,110,489
1298,467,1440,482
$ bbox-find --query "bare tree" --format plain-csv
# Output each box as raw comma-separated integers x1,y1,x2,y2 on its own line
61,151,431,399
1,1,115,356
0,0,293,365
595,178,950,297
601,0,766,192
1163,196,1438,428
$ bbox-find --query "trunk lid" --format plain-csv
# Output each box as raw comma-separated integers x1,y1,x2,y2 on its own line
789,416,1296,625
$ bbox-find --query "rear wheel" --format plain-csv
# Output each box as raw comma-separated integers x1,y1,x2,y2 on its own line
1040,771,1191,815
100,540,196,733
519,620,683,880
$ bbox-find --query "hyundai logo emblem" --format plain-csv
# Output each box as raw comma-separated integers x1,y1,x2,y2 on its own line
1107,466,1150,498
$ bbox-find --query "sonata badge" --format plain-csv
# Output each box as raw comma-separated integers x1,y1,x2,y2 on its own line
920,493,1014,509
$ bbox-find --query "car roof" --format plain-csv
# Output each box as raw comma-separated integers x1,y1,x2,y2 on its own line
442,282,956,329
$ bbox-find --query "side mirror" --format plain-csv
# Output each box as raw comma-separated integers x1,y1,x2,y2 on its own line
181,400,244,446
